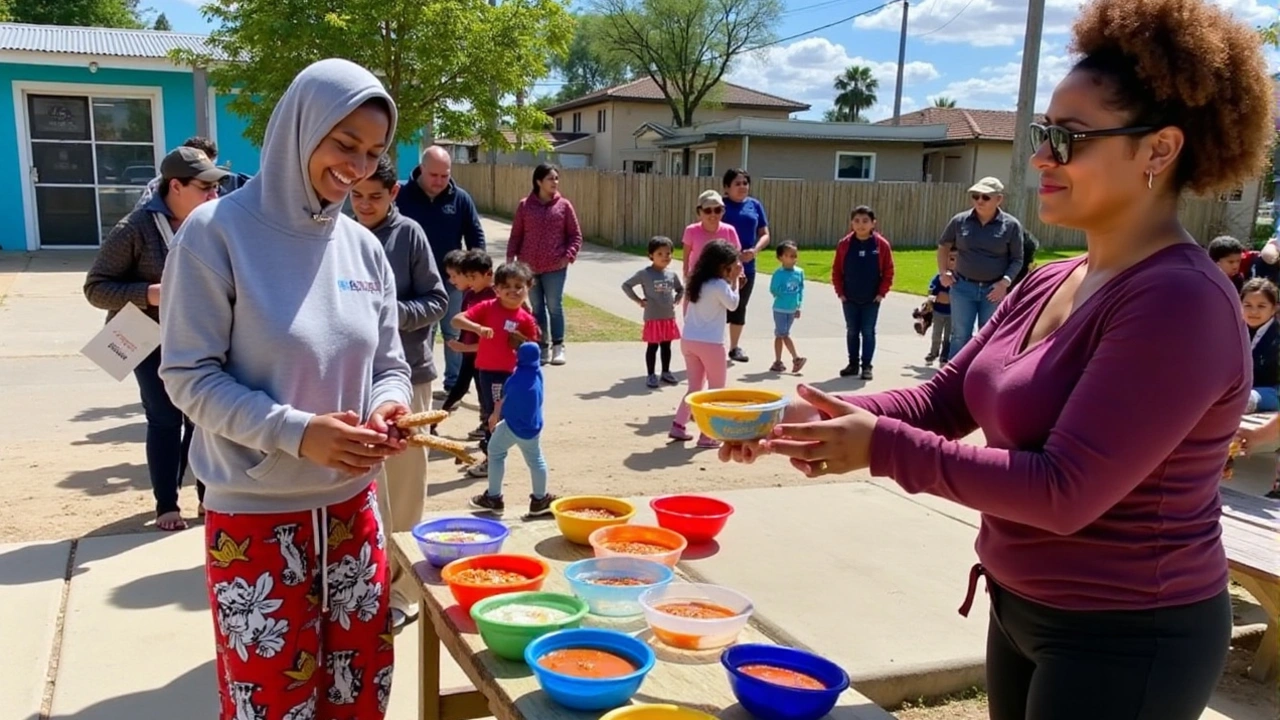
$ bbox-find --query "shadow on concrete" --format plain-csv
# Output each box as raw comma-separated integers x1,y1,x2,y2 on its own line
58,462,149,496
426,473,486,497
48,660,217,720
900,364,940,381
4,250,97,275
109,563,207,613
624,414,675,438
806,376,868,394
576,374,680,401
0,540,69,586
82,510,176,539
70,403,141,423
70,423,145,446
623,443,701,472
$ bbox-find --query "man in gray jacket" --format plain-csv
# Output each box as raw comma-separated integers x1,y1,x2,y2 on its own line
353,154,449,630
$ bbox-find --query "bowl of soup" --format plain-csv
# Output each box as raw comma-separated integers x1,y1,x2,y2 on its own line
639,582,753,650
588,525,687,568
524,627,656,710
551,496,637,545
564,557,676,617
470,591,589,661
721,643,850,720
685,388,789,442
440,554,550,613
412,516,509,568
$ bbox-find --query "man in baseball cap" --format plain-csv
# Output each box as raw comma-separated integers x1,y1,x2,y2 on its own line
161,146,230,187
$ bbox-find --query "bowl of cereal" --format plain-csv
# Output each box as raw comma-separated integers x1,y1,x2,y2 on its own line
588,525,687,568
440,554,551,613
685,388,789,442
412,516,509,568
564,557,676,617
551,496,637,545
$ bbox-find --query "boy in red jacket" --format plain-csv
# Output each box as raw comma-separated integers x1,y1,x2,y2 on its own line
832,205,894,380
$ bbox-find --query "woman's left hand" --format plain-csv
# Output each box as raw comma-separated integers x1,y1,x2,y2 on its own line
740,248,757,263
762,384,878,477
367,402,411,452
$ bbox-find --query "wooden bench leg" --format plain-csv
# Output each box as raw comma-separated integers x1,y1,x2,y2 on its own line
419,589,442,720
1233,574,1279,684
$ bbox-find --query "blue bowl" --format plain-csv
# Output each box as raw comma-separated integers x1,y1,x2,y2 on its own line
564,557,675,617
412,516,510,568
721,644,850,720
524,628,656,710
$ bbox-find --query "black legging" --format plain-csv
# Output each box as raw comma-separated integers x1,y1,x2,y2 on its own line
645,342,672,375
986,579,1231,720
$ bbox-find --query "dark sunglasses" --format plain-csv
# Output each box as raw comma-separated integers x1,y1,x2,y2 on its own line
1029,122,1156,165
701,206,724,215
970,193,992,202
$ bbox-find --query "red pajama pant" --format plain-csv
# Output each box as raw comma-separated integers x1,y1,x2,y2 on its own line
205,482,394,720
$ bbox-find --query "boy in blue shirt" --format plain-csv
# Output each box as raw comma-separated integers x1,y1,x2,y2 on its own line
925,248,957,365
470,341,557,518
769,241,807,373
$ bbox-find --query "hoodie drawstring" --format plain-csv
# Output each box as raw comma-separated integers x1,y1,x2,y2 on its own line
311,507,330,612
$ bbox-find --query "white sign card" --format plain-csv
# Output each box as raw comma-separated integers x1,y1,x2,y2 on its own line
80,302,161,382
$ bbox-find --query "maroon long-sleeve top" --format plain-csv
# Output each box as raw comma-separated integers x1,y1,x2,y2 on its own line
506,192,583,274
846,244,1249,611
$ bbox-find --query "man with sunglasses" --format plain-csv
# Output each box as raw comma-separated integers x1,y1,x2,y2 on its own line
936,176,1026,353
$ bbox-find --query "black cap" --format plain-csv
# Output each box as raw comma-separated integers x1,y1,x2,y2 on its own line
160,146,229,184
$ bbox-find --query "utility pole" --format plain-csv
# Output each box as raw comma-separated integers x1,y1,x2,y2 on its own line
1005,0,1045,218
891,0,909,125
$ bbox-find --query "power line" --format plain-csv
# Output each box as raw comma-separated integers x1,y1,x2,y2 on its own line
743,0,900,56
913,0,975,37
782,0,847,17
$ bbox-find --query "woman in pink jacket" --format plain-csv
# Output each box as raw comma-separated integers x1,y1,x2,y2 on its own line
507,163,583,367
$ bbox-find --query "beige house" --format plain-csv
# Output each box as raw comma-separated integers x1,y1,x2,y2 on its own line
539,77,810,172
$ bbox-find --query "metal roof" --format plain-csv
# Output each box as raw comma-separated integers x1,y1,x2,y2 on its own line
0,22,217,59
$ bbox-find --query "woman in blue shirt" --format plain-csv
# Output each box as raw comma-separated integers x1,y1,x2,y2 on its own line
721,168,772,363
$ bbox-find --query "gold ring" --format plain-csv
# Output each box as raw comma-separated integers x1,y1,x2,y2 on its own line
815,461,829,474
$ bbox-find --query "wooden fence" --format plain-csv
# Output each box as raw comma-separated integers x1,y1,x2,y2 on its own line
452,163,1233,249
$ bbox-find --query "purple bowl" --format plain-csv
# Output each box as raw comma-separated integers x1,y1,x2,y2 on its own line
412,516,510,567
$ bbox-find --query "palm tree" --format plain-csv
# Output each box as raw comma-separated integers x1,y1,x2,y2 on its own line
830,65,879,123
932,96,957,108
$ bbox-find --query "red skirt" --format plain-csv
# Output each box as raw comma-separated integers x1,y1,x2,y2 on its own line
643,318,681,343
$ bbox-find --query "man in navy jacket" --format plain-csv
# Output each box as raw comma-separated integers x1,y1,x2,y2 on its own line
396,145,486,396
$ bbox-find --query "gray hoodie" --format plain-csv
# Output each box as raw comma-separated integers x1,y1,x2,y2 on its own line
159,58,412,514
367,205,449,384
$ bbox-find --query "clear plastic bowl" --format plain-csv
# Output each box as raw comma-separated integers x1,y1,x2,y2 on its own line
588,525,687,568
564,557,676,617
639,582,754,650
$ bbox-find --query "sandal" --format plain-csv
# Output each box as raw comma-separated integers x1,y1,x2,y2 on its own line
155,511,188,532
792,357,808,373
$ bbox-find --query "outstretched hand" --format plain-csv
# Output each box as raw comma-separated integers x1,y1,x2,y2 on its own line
718,384,878,477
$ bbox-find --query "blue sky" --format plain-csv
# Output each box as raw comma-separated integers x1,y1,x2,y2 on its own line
145,0,1279,122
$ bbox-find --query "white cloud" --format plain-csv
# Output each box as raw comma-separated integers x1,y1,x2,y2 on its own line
854,0,1277,47
866,96,920,122
934,48,1074,111
727,37,939,118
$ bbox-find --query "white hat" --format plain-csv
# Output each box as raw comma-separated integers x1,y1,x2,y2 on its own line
697,190,725,208
969,177,1004,194
1262,241,1279,264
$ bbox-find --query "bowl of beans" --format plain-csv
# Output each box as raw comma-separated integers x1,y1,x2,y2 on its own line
685,388,789,442
588,525,687,568
721,643,850,720
563,557,676,617
639,582,753,651
551,495,637,545
440,554,551,613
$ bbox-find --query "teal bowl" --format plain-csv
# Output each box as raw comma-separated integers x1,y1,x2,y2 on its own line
470,591,589,661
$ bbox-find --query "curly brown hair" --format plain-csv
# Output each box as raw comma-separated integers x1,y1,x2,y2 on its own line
1069,0,1275,195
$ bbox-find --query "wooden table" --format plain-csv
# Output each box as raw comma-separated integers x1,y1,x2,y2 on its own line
1219,493,1280,684
391,522,892,720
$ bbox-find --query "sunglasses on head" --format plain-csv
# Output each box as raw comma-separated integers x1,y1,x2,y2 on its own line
1029,122,1156,165
701,206,724,215
970,193,993,202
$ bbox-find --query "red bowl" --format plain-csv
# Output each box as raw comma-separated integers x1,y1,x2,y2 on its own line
440,554,550,613
650,495,734,544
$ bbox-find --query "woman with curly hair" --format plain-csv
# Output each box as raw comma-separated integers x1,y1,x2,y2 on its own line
718,0,1273,716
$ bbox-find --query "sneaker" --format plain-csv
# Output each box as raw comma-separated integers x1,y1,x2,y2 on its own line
540,346,552,365
433,389,449,402
527,493,557,517
669,423,693,441
839,364,859,377
645,374,660,388
939,357,949,367
1266,488,1280,500
924,353,938,364
468,424,486,440
792,357,808,374
660,371,678,385
466,460,489,478
861,366,874,380
390,605,420,633
469,491,503,511
550,344,567,366
769,360,786,372
696,434,721,449
729,347,749,363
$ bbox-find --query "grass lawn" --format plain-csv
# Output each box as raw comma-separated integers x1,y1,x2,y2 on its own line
617,245,1085,296
562,295,640,342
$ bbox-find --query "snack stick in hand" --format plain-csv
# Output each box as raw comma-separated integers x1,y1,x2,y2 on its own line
407,433,478,465
395,409,451,429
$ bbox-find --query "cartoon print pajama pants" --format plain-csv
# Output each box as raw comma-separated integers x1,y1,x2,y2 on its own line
205,482,394,720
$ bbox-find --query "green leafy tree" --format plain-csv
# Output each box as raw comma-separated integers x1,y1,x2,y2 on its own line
932,95,956,108
176,0,574,161
152,12,171,30
828,64,877,122
11,0,143,27
552,13,633,102
592,0,783,127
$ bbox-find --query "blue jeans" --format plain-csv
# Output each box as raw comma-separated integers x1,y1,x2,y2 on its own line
1251,386,1280,412
530,268,567,347
133,348,199,515
949,277,1000,355
428,286,465,389
841,300,881,368
487,420,548,499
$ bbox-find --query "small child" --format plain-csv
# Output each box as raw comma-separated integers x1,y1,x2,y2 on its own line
470,341,557,517
621,236,684,388
435,249,495,441
671,239,742,448
452,261,540,479
831,205,894,380
1209,235,1246,292
768,240,806,373
1242,278,1280,413
925,248,956,365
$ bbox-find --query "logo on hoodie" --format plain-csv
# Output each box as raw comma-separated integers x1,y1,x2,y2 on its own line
337,279,381,293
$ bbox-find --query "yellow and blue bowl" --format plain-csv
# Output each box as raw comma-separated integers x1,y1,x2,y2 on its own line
686,388,789,442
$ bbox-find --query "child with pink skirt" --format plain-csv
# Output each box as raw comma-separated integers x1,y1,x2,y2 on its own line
622,236,685,388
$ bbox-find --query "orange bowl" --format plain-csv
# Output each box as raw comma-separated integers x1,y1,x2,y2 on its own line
588,525,688,568
440,554,551,613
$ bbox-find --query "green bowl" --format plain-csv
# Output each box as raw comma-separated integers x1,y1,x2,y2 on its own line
470,591,590,661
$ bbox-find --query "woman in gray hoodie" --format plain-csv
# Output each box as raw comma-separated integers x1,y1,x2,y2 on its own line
159,59,412,718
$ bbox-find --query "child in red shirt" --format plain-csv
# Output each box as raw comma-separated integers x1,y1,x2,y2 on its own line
452,261,540,478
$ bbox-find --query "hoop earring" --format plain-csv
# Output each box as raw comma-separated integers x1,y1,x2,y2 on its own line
1146,171,1153,190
